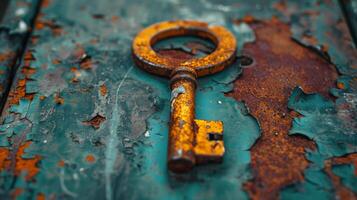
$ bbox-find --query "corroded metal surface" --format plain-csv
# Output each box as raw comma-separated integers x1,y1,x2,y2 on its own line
230,19,338,199
0,0,40,110
168,79,197,172
0,0,356,199
193,119,224,163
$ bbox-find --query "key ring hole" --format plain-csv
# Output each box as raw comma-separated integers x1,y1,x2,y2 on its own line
151,28,218,60
153,35,216,59
132,20,237,77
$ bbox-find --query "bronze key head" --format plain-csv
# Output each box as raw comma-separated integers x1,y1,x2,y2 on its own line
132,20,237,173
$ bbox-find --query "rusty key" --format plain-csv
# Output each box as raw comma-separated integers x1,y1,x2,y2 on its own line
132,20,236,173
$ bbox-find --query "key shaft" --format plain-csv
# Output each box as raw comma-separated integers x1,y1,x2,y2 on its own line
168,68,197,172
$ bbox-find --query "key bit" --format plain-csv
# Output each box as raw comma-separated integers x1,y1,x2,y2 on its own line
132,20,237,173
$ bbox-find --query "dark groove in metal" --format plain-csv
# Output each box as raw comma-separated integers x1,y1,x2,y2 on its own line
0,0,10,23
339,0,357,46
0,0,43,115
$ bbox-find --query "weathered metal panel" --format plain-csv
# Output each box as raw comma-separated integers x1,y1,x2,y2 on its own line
0,0,40,111
0,0,356,199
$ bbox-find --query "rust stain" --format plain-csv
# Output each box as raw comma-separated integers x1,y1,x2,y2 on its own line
0,142,40,181
99,84,107,96
0,148,10,170
21,66,36,77
54,93,64,105
11,188,23,200
168,79,196,173
325,153,357,200
35,19,63,36
233,15,259,24
111,15,120,23
14,142,40,180
30,35,40,45
39,95,46,101
0,49,40,181
85,154,96,164
36,193,46,200
82,114,106,129
157,49,194,61
337,82,345,90
70,67,80,83
79,56,93,70
57,160,65,167
8,79,33,105
52,59,61,65
41,0,51,8
0,51,16,62
229,19,338,199
8,50,37,105
193,119,224,164
328,153,357,176
132,20,237,77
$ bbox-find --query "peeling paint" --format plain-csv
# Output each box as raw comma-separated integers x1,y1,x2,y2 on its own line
0,0,356,199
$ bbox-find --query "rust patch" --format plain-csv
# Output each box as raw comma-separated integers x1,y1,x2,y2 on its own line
85,154,96,164
329,153,357,175
57,160,65,167
14,142,40,180
132,20,237,77
8,79,33,105
229,19,338,199
233,15,259,24
325,153,357,200
0,142,40,181
70,67,80,83
0,51,16,62
83,114,106,129
0,148,10,170
79,56,93,70
54,93,64,105
35,19,63,36
111,15,120,23
99,84,107,96
157,49,194,61
36,193,46,200
30,35,40,45
11,188,23,199
7,50,37,105
41,0,51,8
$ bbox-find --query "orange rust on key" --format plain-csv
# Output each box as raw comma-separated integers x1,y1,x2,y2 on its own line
132,20,236,172
132,20,236,77
193,120,224,164
168,78,196,172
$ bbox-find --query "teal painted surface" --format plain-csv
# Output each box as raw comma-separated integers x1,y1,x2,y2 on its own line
0,0,356,199
0,0,264,199
332,164,357,193
281,87,357,199
274,0,357,198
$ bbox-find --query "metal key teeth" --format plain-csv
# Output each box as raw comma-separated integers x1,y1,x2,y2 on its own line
132,20,237,173
193,120,224,164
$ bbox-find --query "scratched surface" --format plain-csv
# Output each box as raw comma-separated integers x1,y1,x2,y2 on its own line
0,0,356,200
